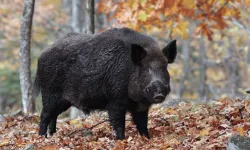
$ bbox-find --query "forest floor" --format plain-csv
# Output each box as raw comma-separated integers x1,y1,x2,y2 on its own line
0,98,250,150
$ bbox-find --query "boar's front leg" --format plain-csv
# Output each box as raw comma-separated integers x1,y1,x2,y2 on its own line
131,108,150,139
107,102,126,140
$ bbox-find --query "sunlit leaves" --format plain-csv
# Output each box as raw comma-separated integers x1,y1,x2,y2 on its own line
173,21,189,39
199,128,210,136
181,0,195,9
236,126,244,136
138,10,148,22
246,0,250,5
0,139,8,147
97,0,242,40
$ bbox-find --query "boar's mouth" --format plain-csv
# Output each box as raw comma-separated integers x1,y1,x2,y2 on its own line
153,94,166,103
139,95,168,106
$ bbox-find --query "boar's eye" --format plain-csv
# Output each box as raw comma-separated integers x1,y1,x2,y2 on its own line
159,65,168,72
160,67,166,72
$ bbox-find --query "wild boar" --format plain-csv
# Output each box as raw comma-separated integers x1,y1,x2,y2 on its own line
33,28,177,140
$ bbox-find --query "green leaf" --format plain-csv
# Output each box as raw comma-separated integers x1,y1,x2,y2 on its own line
140,0,147,6
138,10,147,22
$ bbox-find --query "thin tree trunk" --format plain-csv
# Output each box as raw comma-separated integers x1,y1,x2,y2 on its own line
230,37,240,97
224,37,240,97
177,23,195,99
84,0,95,34
244,36,250,88
70,0,85,119
19,0,35,113
178,40,189,98
71,0,85,33
199,38,207,100
247,37,250,85
70,0,95,119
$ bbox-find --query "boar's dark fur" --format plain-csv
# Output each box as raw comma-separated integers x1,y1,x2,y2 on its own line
33,28,177,140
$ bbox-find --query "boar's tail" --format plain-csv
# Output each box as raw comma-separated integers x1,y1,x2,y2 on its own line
32,72,40,100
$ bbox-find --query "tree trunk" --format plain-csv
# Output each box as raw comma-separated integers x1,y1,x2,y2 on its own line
19,0,35,113
70,0,95,119
224,37,240,97
244,36,250,89
177,23,195,99
71,0,85,33
199,38,207,100
70,0,85,119
230,38,240,97
178,40,189,98
84,0,95,34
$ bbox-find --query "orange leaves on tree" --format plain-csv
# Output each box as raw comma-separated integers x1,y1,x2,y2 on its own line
197,23,213,40
181,0,195,9
225,8,241,19
173,21,189,39
246,0,250,5
97,0,242,40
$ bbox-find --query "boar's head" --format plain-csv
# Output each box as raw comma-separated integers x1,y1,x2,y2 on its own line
129,40,177,105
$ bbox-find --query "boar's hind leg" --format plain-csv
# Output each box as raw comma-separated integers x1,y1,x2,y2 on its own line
107,103,126,140
49,101,71,135
131,108,150,139
39,108,51,137
39,92,69,137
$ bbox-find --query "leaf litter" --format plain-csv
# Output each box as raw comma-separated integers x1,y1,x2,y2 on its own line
0,98,250,149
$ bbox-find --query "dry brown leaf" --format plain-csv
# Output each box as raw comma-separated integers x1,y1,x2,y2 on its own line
43,144,58,150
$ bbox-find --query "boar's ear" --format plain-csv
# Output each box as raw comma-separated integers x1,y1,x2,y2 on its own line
131,44,147,65
162,40,177,64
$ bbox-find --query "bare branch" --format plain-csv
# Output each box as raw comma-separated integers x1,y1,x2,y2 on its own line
232,18,250,35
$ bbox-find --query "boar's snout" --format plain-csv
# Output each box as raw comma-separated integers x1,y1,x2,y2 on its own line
145,80,170,103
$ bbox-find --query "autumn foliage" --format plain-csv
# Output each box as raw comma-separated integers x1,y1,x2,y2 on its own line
98,0,249,40
0,0,250,149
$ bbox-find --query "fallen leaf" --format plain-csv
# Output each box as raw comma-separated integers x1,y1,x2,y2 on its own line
0,139,9,147
199,128,210,136
43,144,58,150
236,127,244,136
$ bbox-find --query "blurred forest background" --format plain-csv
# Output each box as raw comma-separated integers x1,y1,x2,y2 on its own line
0,0,250,116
